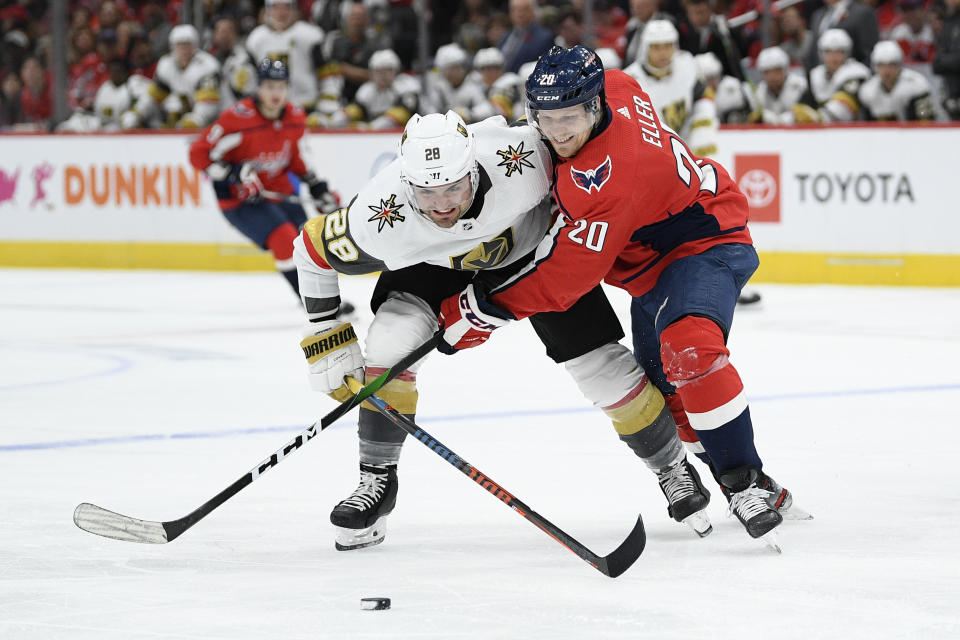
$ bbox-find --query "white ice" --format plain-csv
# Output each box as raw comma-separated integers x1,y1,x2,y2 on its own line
1,269,959,639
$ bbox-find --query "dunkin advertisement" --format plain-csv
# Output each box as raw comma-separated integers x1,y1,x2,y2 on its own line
1,126,958,283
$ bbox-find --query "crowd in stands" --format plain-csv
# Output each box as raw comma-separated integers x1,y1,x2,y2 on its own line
1,0,959,132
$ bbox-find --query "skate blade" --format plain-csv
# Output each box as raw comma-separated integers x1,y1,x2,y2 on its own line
334,518,387,551
682,511,713,538
760,529,782,554
780,505,813,521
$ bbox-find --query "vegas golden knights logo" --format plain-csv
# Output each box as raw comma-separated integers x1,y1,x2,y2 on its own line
661,100,688,135
449,228,515,270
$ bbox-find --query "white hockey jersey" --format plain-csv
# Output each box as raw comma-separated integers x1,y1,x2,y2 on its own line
93,80,134,129
219,44,257,108
425,72,491,124
755,72,808,123
809,59,870,122
858,67,934,121
133,50,221,128
246,20,325,108
623,50,718,156
713,75,755,123
294,117,555,310
350,73,421,129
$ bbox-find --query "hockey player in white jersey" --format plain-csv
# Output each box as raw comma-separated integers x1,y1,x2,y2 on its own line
293,111,712,550
750,46,809,124
623,19,718,157
311,49,420,129
793,29,870,123
426,43,490,123
121,25,221,129
245,0,335,111
211,17,257,108
469,47,524,121
694,51,755,123
859,40,934,121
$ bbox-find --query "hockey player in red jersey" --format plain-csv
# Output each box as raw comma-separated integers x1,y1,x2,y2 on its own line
438,45,808,549
189,58,338,297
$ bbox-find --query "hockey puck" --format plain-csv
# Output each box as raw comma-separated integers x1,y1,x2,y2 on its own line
360,597,391,611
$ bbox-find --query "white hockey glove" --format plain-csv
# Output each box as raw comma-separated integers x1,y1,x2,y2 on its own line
300,320,365,402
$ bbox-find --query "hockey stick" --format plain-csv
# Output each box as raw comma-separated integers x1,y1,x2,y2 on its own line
73,330,443,544
348,379,646,578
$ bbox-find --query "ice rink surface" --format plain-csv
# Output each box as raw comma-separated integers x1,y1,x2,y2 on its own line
2,268,959,639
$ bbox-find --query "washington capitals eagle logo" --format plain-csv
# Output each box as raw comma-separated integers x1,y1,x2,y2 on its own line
367,194,406,232
570,156,612,194
496,141,536,177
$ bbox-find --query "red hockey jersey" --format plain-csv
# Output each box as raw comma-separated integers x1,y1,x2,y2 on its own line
491,70,752,320
189,97,310,210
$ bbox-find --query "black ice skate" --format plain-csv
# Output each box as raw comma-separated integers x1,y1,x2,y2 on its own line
720,465,784,552
656,457,712,537
719,468,812,521
330,463,398,551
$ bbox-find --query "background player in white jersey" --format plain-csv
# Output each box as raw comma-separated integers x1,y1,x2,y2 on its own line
311,49,420,129
794,29,870,123
694,51,755,123
750,46,809,125
469,47,524,121
121,25,221,130
623,19,718,157
426,43,490,123
293,112,711,550
859,41,934,121
245,0,335,112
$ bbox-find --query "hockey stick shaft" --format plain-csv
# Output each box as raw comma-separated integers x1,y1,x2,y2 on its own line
74,330,443,544
348,379,646,578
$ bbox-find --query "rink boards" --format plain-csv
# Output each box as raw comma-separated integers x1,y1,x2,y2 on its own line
0,124,957,286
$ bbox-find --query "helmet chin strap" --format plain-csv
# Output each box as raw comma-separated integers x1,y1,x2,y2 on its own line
643,59,672,79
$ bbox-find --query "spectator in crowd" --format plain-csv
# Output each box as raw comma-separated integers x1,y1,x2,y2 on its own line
18,56,53,128
805,0,880,69
891,0,936,62
677,0,746,78
2,29,31,78
127,30,158,79
777,5,814,66
796,28,871,121
1,71,24,127
499,0,555,73
323,1,390,102
210,16,257,107
141,0,173,60
68,28,110,111
933,0,960,119
454,0,496,53
427,42,489,122
622,0,667,67
554,7,585,49
750,45,810,123
95,1,125,33
859,39,934,119
96,28,121,67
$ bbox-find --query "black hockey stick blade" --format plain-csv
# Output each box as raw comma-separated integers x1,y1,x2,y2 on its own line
350,380,646,577
73,331,443,544
595,514,646,578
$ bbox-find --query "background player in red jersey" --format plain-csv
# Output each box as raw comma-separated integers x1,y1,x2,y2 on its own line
189,59,340,300
438,46,809,550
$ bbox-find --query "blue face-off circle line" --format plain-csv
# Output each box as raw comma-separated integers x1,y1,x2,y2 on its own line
2,383,958,453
